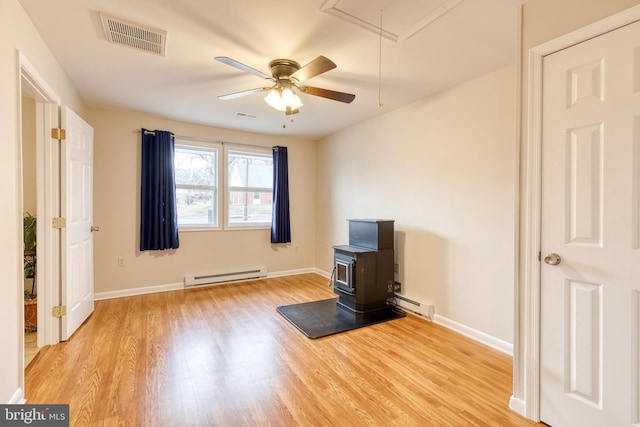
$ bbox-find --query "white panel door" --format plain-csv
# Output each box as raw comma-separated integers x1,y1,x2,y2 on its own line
60,106,94,340
540,19,640,426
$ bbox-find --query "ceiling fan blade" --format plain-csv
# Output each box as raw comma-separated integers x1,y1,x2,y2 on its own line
218,87,270,100
299,86,355,103
290,56,336,83
215,56,272,80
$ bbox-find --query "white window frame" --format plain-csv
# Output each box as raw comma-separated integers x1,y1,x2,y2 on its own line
174,139,222,231
224,146,273,230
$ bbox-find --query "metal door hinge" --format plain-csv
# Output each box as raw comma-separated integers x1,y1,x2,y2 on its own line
52,217,66,229
51,128,66,140
52,305,67,317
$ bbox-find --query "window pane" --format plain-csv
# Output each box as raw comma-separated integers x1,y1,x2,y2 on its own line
226,150,273,228
176,188,216,226
228,154,247,187
228,191,272,225
175,147,216,186
247,157,273,188
228,152,273,189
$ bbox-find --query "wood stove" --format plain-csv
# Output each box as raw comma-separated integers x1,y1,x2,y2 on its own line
333,219,395,316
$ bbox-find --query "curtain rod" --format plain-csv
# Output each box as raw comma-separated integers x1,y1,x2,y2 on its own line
137,129,273,151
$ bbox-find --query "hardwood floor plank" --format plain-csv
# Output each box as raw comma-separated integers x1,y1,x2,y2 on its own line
25,274,540,426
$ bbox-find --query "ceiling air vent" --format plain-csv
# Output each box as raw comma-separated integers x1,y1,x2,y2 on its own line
235,112,257,119
100,13,167,56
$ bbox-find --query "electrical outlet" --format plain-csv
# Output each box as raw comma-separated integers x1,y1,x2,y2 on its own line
117,257,125,267
394,263,399,273
393,281,402,292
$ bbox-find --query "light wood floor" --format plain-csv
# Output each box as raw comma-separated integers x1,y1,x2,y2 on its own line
24,331,39,367
25,274,540,426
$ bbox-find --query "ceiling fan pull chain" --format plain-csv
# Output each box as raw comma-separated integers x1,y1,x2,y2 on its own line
282,112,295,129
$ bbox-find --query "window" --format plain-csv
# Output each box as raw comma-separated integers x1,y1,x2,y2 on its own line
226,149,273,228
173,141,273,230
174,142,220,228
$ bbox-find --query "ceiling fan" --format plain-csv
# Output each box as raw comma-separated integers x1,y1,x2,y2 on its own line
215,55,356,115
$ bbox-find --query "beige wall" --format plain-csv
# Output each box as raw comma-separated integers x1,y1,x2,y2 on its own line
521,0,640,49
316,65,517,344
86,107,317,294
21,97,36,216
513,0,640,414
1,0,84,404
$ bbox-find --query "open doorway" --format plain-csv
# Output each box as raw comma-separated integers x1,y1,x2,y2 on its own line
19,52,63,369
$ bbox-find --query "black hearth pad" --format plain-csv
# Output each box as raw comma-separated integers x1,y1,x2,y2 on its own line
276,298,406,339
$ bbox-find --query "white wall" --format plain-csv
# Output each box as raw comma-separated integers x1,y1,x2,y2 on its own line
21,97,36,215
85,107,317,295
316,65,517,344
1,0,85,404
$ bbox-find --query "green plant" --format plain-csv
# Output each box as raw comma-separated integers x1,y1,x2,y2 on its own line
24,257,36,280
24,213,37,252
23,213,37,297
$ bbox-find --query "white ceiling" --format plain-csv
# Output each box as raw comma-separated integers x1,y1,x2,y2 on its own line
19,0,526,139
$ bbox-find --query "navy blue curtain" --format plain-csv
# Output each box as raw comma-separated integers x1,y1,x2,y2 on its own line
140,128,179,251
271,146,291,243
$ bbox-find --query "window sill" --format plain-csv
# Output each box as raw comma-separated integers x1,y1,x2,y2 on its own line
178,226,221,233
224,224,271,231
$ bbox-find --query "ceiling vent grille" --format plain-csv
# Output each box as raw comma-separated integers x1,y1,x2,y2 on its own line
235,112,257,118
100,13,167,56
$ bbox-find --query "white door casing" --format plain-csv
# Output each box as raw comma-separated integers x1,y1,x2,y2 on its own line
60,106,94,341
539,18,640,427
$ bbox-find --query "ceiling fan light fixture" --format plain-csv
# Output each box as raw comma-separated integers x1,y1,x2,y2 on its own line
281,87,295,104
264,85,303,112
216,56,354,117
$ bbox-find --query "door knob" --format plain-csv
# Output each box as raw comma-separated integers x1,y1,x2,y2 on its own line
90,226,100,232
543,253,561,266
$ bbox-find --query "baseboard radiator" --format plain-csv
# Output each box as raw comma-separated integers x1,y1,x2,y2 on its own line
394,295,434,321
184,266,267,288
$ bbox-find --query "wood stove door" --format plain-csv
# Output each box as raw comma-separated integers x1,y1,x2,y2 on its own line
334,256,355,294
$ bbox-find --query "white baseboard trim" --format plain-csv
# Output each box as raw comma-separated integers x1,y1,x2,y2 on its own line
8,388,25,404
94,268,323,301
266,268,316,278
433,314,513,356
313,268,331,279
509,395,526,417
95,282,183,301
